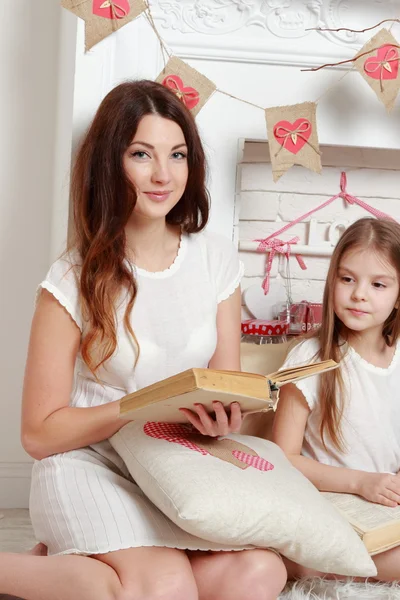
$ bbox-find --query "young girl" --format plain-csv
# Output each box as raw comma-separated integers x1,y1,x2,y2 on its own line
0,80,286,600
273,217,400,582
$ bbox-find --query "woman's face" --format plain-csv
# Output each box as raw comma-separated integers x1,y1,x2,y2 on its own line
123,114,189,222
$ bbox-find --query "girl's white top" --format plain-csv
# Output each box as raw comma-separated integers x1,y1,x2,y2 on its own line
281,337,400,473
29,230,244,556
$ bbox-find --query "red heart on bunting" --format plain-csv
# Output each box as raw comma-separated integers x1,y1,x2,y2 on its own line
92,0,131,19
364,45,399,81
162,75,200,110
273,119,312,154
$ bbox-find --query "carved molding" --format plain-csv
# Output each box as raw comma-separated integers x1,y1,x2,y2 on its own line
149,0,400,64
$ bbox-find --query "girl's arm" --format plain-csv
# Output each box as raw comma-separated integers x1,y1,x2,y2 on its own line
180,286,242,434
272,383,400,507
21,291,129,461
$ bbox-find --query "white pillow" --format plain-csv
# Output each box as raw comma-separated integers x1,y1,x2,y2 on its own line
110,422,376,577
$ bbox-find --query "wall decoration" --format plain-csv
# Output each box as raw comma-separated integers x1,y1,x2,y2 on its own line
265,102,321,182
354,29,400,111
60,3,400,179
61,0,147,50
156,56,216,117
255,171,397,294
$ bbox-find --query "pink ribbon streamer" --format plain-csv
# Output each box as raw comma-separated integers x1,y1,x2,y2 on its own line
255,236,307,294
255,172,396,295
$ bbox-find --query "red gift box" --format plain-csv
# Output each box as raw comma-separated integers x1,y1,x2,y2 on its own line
241,319,289,336
306,302,323,331
289,302,323,334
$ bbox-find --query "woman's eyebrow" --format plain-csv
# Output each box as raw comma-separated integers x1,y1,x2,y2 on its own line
129,141,188,150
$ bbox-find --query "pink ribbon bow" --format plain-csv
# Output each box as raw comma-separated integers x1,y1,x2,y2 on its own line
255,236,307,295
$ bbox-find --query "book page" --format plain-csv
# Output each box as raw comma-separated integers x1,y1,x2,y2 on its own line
324,492,400,532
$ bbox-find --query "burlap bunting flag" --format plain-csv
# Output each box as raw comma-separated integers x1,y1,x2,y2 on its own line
156,56,216,117
265,102,322,182
354,28,400,111
61,0,147,51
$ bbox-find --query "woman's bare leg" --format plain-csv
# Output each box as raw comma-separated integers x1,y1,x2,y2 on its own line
0,546,198,600
190,549,287,600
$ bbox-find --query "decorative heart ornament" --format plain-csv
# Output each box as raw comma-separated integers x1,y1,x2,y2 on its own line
162,75,200,110
364,44,399,90
92,0,130,19
273,119,312,154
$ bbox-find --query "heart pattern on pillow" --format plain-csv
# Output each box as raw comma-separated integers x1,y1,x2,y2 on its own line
144,422,274,471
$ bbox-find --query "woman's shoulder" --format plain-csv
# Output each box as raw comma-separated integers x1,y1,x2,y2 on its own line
45,250,82,281
188,229,236,253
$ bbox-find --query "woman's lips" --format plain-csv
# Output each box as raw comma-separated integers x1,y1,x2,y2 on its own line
144,191,171,202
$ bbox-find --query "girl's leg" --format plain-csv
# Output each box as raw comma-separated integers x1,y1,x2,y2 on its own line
0,546,198,600
189,549,287,600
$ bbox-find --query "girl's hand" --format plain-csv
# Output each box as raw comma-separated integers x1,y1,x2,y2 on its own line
356,472,400,507
179,402,242,437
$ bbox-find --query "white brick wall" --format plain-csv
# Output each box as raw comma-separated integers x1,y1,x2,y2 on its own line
236,145,400,319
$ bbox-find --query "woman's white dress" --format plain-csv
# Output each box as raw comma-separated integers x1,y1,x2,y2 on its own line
29,231,245,556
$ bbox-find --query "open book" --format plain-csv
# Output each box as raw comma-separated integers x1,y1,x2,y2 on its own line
323,491,400,555
119,360,337,423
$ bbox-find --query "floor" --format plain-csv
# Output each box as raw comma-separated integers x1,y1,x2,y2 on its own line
0,510,36,553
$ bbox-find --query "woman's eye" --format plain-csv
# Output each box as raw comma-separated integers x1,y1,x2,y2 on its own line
131,151,149,159
172,152,187,160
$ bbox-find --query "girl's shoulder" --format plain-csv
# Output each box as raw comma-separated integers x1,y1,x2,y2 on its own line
283,336,321,368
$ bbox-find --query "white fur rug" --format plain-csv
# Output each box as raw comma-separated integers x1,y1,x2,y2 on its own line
279,578,400,599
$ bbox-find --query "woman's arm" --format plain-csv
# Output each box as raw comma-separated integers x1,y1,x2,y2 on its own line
272,383,400,507
21,291,128,460
180,286,242,435
209,286,241,371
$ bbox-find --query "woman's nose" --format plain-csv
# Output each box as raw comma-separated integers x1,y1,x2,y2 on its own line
151,161,171,184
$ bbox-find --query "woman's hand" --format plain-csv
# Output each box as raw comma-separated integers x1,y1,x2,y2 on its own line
179,401,242,437
355,472,400,507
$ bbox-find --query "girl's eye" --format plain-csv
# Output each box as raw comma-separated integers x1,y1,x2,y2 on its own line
373,282,386,289
172,152,187,160
340,276,353,283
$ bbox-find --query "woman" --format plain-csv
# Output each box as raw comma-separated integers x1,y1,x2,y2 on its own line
0,81,287,600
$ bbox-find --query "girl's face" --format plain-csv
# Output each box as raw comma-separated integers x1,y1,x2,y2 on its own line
123,114,189,222
333,247,399,337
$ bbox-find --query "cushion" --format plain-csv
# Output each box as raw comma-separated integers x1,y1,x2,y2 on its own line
110,422,376,577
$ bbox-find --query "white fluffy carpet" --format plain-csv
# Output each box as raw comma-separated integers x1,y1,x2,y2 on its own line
279,578,400,599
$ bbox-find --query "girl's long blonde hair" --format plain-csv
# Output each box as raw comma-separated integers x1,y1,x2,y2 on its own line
313,217,400,451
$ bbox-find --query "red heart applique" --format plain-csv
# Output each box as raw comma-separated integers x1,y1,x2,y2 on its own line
364,45,399,85
273,119,311,154
143,422,274,472
92,0,130,19
162,75,200,110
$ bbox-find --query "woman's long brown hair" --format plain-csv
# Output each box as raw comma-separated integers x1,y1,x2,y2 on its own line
312,218,400,451
69,80,210,374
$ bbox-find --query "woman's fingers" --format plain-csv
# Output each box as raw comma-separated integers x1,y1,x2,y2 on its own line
212,401,229,436
180,402,243,436
229,402,242,432
179,407,208,435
